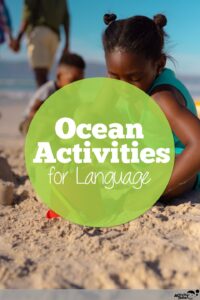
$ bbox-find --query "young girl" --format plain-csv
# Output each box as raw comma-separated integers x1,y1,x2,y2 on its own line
102,13,200,199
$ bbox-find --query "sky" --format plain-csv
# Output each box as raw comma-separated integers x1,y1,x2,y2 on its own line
1,0,200,75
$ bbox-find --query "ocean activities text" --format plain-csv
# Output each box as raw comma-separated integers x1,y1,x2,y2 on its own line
33,117,171,164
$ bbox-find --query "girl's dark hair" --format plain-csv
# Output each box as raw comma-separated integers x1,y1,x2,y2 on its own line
103,13,168,61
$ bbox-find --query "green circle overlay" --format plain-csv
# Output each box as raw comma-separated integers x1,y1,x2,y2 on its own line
25,78,175,227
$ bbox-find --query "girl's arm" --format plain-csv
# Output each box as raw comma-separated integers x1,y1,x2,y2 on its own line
152,89,200,193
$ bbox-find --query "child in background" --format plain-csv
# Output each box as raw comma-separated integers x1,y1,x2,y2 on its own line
102,13,200,199
20,53,85,134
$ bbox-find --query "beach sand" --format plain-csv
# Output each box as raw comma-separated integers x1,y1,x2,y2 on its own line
0,94,200,289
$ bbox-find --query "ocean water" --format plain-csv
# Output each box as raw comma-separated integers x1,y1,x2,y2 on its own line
0,61,200,100
0,79,35,92
0,60,107,91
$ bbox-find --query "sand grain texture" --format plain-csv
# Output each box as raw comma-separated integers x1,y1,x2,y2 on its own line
0,144,200,289
0,95,200,289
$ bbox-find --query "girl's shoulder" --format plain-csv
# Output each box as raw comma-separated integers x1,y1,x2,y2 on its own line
148,68,197,116
149,68,184,96
150,84,186,107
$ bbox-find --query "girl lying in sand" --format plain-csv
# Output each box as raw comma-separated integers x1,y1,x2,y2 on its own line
102,13,200,200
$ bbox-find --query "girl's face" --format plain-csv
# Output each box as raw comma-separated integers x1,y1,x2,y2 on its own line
105,51,165,92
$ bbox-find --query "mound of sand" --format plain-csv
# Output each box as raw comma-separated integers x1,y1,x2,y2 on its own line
0,157,14,183
0,157,14,206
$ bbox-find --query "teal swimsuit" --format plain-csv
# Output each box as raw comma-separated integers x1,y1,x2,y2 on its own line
148,68,200,190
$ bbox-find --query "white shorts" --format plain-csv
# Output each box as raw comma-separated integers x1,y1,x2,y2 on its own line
27,26,59,70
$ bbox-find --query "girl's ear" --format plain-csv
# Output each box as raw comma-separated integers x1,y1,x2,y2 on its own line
157,54,167,74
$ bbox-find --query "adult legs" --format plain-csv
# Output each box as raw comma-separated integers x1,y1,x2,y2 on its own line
34,67,49,87
27,26,59,87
